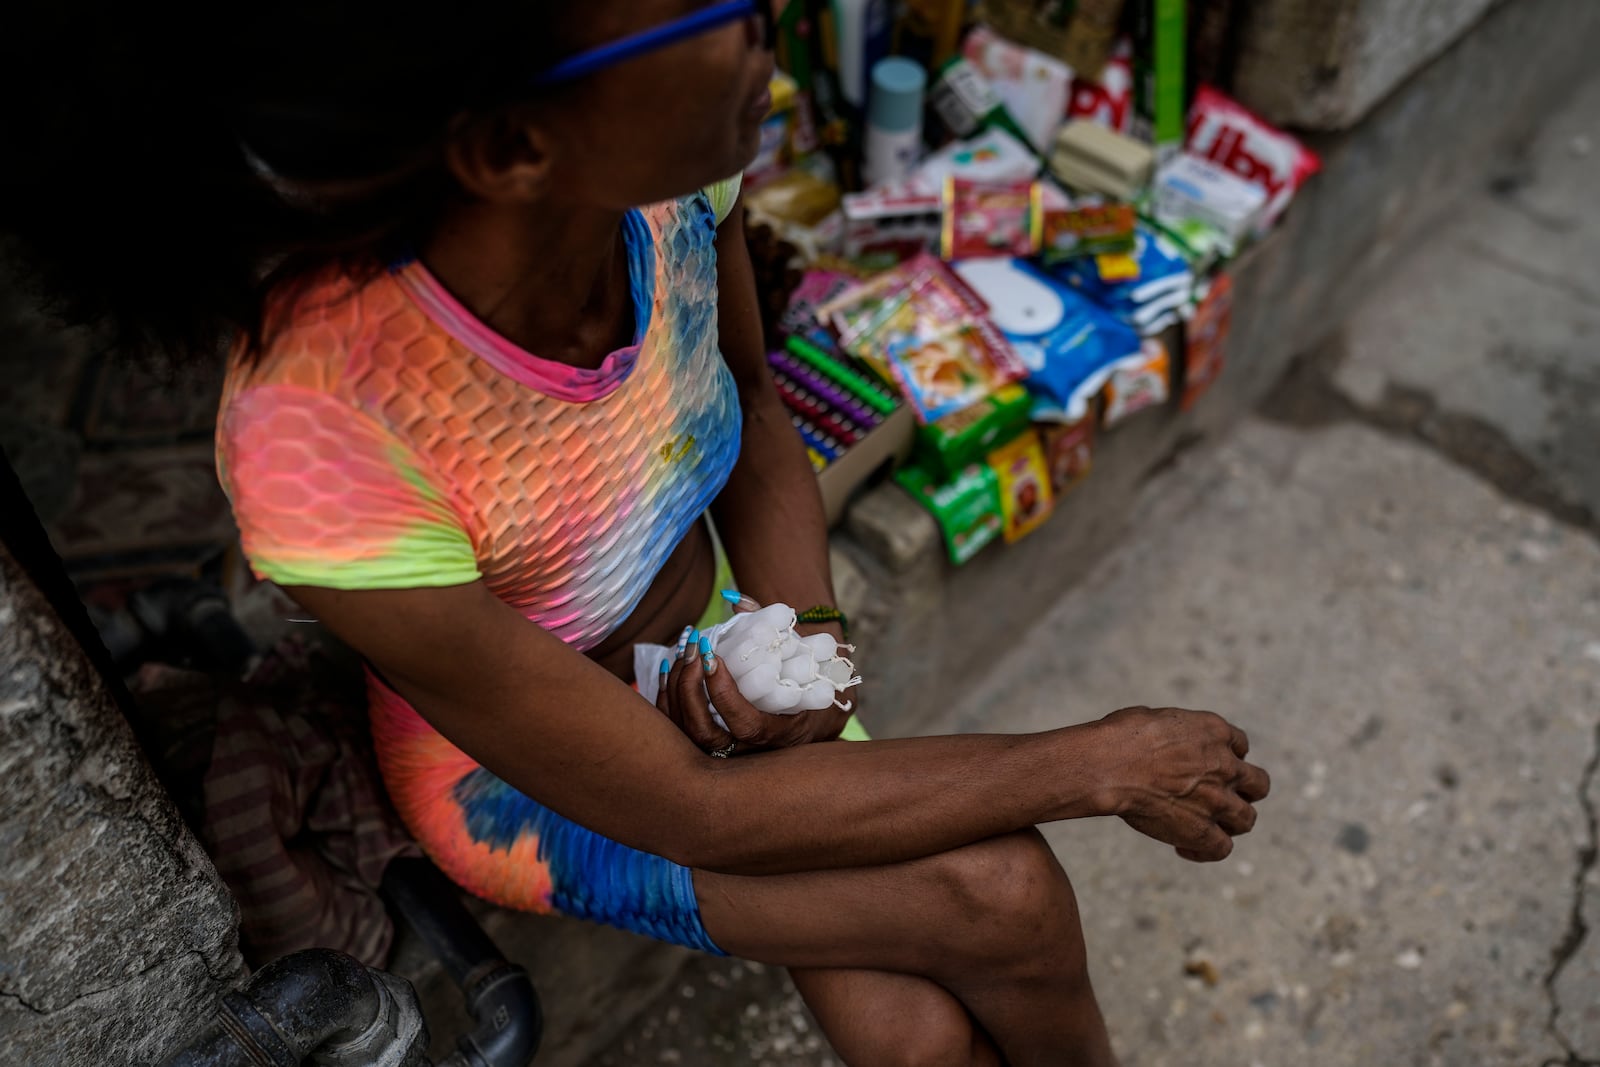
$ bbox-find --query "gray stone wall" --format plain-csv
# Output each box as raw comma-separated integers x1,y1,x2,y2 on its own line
1231,0,1503,129
0,543,243,1066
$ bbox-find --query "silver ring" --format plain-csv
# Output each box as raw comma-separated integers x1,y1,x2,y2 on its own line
710,741,737,759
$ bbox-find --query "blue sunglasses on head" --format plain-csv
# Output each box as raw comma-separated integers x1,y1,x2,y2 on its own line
532,0,777,87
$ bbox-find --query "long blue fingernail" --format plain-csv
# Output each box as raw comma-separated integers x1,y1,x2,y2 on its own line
684,630,700,659
659,656,671,676
698,634,713,655
722,590,760,611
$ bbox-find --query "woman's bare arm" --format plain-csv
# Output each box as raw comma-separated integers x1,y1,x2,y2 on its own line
707,198,838,623
290,580,1266,876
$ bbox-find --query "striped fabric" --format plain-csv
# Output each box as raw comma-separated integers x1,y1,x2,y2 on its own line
184,636,417,966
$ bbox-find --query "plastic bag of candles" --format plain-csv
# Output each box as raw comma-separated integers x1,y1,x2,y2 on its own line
634,604,863,726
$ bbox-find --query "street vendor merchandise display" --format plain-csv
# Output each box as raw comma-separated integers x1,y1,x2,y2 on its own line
748,4,1320,564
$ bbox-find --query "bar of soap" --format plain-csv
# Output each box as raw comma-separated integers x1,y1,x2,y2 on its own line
1048,120,1154,201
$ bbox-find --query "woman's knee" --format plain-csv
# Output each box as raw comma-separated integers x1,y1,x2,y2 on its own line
859,1008,989,1067
921,829,1087,972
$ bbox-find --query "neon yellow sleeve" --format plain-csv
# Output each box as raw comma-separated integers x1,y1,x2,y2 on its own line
705,173,744,227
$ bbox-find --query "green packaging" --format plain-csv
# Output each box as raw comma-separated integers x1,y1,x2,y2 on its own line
895,459,1004,566
914,383,1034,480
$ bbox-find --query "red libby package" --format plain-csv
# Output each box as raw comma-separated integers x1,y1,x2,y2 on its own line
1186,85,1320,231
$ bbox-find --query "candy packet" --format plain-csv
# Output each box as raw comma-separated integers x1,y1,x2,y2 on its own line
941,178,1038,260
1151,151,1267,249
1186,85,1321,233
1030,186,1137,263
988,430,1055,543
1103,337,1172,427
781,269,859,342
1040,414,1096,497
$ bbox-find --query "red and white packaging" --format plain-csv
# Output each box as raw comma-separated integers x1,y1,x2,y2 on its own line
841,184,943,260
962,24,1074,151
1066,39,1133,134
1185,85,1320,231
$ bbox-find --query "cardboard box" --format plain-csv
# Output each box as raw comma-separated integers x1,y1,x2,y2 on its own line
817,403,917,526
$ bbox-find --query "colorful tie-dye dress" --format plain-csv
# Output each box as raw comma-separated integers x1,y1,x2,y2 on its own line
215,178,745,952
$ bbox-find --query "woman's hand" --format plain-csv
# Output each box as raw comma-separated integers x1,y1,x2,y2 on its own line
1084,706,1272,862
656,634,852,755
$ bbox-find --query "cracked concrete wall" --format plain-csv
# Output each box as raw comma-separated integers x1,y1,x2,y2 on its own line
0,543,244,1065
1231,0,1504,130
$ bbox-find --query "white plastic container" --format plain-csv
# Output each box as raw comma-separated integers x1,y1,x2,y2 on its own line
863,57,927,188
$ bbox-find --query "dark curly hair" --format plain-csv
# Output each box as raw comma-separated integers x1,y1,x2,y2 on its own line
0,2,575,362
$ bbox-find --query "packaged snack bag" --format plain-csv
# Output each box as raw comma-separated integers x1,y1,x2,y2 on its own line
941,178,1037,260
887,317,1022,425
1040,415,1096,496
1030,186,1137,263
988,430,1055,543
1181,272,1233,410
895,460,1005,565
820,253,1026,390
917,382,1034,480
1103,337,1172,426
1186,85,1321,231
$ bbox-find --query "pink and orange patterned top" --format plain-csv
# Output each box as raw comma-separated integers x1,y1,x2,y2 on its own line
216,177,744,653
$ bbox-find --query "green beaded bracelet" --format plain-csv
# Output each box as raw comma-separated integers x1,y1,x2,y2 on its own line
796,605,850,639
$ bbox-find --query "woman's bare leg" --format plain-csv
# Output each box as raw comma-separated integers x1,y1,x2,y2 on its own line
694,829,1116,1067
789,967,1003,1067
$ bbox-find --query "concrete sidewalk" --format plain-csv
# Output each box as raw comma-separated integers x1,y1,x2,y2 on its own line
590,73,1600,1067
